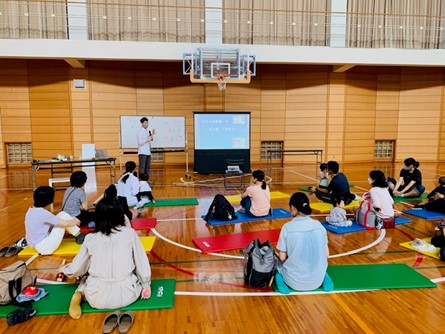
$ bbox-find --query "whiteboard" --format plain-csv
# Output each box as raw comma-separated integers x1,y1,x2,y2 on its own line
120,116,186,149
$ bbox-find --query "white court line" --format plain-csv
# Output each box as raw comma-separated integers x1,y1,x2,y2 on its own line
174,289,372,297
151,226,386,260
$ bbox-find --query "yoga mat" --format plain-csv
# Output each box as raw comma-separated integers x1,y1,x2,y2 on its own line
273,263,436,292
402,209,445,220
193,229,281,253
399,237,440,260
393,193,428,203
0,279,175,317
18,236,156,257
299,185,355,192
225,191,290,204
310,200,360,214
321,221,366,234
139,197,198,208
203,208,292,226
80,218,158,234
321,217,412,234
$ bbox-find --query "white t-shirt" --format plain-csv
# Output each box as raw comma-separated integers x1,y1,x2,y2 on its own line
139,181,152,192
25,207,61,247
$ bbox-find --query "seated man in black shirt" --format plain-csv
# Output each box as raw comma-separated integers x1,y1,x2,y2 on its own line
309,161,355,205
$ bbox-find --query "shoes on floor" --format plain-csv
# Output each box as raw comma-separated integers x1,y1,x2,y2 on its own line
102,311,121,334
14,238,27,248
118,311,135,334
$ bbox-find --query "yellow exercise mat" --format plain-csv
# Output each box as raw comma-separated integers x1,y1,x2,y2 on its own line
399,238,440,260
310,200,360,214
18,236,156,257
225,191,290,204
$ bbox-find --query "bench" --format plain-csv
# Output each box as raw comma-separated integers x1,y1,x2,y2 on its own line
48,177,71,188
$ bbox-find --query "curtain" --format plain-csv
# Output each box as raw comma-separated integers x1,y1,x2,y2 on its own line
88,0,205,42
223,0,328,46
347,0,442,49
0,0,67,39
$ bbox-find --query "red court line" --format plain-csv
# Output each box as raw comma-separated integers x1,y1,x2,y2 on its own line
395,227,424,267
150,250,271,290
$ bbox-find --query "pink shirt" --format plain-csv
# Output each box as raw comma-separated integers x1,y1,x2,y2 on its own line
242,184,271,216
369,187,394,218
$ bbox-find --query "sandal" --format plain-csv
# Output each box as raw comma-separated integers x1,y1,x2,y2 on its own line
102,311,121,334
6,307,36,326
4,246,22,258
118,311,135,334
0,246,9,257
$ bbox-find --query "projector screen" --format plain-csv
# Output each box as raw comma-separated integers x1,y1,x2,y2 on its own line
194,112,250,150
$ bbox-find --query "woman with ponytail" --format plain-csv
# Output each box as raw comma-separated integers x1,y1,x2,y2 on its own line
240,170,271,217
116,161,139,207
387,157,425,198
274,192,333,294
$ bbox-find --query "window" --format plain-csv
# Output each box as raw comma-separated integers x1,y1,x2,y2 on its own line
261,141,283,160
374,140,394,159
7,143,32,164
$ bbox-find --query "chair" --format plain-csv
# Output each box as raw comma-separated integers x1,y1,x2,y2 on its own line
224,159,245,189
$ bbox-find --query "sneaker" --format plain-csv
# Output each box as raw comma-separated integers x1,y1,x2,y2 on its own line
14,238,27,248
236,207,245,213
75,233,85,245
151,199,156,204
376,220,383,230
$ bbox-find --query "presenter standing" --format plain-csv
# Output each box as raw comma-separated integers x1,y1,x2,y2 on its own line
137,117,156,179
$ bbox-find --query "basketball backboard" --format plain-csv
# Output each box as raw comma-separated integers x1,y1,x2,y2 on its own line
183,48,256,90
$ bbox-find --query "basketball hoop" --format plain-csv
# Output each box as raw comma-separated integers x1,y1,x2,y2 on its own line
215,72,229,91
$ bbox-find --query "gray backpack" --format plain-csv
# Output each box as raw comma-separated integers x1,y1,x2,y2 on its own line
242,239,277,288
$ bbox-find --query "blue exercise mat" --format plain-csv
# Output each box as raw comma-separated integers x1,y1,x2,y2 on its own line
203,208,292,226
403,209,445,220
321,221,366,234
322,216,412,234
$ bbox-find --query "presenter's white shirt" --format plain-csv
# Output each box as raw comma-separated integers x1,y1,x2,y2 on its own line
137,127,151,155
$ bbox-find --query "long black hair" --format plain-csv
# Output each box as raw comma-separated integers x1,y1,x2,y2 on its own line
252,170,267,190
289,192,312,215
121,161,136,184
94,197,126,236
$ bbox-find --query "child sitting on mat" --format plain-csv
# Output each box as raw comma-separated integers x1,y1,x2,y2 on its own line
135,173,155,208
308,163,329,195
325,196,352,227
415,176,445,213
25,186,84,255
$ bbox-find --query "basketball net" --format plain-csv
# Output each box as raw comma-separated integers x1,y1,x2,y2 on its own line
215,72,229,91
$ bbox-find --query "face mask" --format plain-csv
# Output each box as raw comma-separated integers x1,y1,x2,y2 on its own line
368,177,373,184
403,166,410,170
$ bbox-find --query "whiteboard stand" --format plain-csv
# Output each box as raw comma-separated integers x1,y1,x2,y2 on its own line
185,140,191,179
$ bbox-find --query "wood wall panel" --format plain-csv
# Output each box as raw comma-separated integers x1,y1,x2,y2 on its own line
3,61,445,168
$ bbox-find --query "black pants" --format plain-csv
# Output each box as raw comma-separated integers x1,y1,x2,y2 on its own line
425,199,445,213
136,191,154,202
76,210,96,226
314,189,355,205
138,154,151,180
118,196,133,221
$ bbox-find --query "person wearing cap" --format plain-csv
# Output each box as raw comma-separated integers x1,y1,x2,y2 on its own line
61,194,151,319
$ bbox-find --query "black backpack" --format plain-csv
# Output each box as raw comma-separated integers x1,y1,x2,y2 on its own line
204,194,237,222
241,239,278,288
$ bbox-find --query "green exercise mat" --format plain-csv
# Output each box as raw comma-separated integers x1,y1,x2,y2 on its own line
138,197,198,208
299,184,355,192
273,263,435,292
0,279,175,317
393,193,428,203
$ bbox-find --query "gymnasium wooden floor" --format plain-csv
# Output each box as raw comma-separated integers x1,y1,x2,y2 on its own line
0,162,444,333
